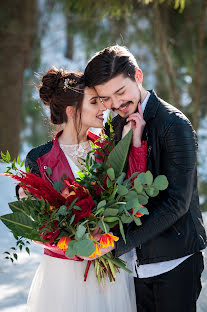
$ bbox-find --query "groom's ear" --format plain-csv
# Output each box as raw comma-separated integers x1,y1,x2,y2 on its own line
135,68,143,84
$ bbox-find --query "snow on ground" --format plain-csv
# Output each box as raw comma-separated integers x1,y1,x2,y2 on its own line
0,162,206,311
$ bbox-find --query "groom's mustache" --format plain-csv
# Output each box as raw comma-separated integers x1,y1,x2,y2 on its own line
112,101,133,111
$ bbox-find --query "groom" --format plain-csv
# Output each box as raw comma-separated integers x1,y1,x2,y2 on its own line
84,45,206,312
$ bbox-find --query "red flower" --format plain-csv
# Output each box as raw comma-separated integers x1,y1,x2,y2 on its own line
39,220,60,243
63,179,95,223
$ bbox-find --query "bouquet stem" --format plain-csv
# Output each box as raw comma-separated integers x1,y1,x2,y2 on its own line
84,260,93,282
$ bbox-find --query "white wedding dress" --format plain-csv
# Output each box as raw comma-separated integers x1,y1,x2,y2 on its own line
27,142,137,312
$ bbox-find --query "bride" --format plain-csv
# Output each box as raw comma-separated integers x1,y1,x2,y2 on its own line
19,66,146,312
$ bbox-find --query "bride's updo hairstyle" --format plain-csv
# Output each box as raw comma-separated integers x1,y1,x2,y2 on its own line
39,66,85,125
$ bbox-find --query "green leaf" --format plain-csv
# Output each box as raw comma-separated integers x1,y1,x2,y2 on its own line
26,247,30,255
97,200,106,210
119,220,126,243
121,214,133,223
46,167,52,176
17,156,20,165
103,216,120,223
56,205,67,216
103,208,119,217
6,151,11,162
145,171,153,186
0,212,38,240
150,188,159,197
53,181,63,192
98,220,110,233
13,253,18,260
107,168,115,181
75,239,95,257
137,172,146,184
133,216,142,226
69,214,75,225
153,175,169,191
137,194,148,205
75,225,86,240
117,185,128,196
126,199,140,210
8,201,26,214
144,186,154,197
138,206,149,215
105,129,133,177
20,160,25,167
77,171,85,179
73,205,82,211
134,178,143,193
65,240,77,258
106,178,113,188
116,172,126,185
125,191,138,201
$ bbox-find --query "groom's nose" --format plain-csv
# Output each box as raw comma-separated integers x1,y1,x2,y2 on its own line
110,97,120,110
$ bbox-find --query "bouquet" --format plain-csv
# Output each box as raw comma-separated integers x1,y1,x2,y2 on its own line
0,124,168,286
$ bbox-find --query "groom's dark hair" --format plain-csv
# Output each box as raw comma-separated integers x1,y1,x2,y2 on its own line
84,45,138,87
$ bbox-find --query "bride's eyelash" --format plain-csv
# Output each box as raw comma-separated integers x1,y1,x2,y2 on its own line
118,91,125,95
91,101,97,105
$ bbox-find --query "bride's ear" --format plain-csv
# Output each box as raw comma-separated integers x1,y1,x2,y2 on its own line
135,68,143,84
66,106,75,119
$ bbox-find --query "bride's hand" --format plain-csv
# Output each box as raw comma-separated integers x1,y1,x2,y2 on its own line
126,103,146,147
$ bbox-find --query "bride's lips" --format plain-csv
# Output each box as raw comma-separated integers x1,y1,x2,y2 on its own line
96,114,104,121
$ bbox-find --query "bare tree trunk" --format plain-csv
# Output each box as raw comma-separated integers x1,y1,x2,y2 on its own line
0,0,38,158
193,0,207,131
153,3,181,110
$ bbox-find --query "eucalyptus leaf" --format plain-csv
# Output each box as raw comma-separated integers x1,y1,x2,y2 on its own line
138,206,149,215
121,214,133,224
103,208,119,217
75,239,95,257
133,216,142,226
137,194,148,205
125,191,138,201
97,200,106,210
75,224,86,240
137,172,146,185
116,172,126,185
134,178,143,193
153,175,169,191
145,171,153,186
117,185,128,196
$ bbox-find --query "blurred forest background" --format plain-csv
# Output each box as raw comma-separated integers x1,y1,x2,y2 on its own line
0,0,207,211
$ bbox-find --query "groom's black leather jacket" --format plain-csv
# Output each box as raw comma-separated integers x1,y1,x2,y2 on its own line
106,90,206,265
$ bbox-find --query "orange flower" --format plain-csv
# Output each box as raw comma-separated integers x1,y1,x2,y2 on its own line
133,205,145,218
57,236,70,251
134,211,144,217
99,233,119,248
89,243,101,258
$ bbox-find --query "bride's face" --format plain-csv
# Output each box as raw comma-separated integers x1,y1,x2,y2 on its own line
80,87,106,129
